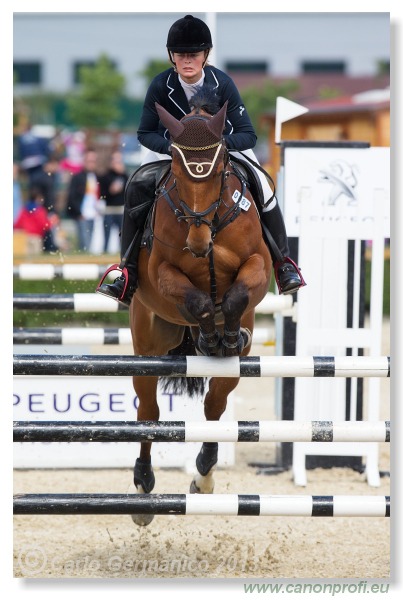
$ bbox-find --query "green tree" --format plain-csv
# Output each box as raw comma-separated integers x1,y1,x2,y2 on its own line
318,85,343,100
241,80,299,137
66,54,126,128
376,60,390,76
139,59,171,87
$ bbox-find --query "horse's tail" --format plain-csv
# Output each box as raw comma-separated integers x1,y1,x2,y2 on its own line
160,327,207,398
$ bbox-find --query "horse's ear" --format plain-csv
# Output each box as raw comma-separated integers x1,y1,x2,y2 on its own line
206,101,228,139
155,103,185,140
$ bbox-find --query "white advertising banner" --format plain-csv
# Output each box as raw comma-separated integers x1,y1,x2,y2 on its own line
283,146,390,238
13,375,235,470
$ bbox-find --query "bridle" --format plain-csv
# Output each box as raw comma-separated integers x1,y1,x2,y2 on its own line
157,113,246,236
158,166,247,238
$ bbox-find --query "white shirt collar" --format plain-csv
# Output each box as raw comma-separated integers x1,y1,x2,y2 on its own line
178,71,205,101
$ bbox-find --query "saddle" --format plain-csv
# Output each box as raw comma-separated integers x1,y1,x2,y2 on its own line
124,160,172,252
125,160,172,222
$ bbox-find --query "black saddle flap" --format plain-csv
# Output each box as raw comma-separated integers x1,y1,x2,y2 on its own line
125,160,171,224
125,160,172,210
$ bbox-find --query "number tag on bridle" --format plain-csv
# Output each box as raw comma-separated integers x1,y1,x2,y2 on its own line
239,198,251,211
232,190,251,211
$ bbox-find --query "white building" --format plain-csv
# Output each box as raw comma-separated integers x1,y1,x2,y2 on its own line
14,12,390,98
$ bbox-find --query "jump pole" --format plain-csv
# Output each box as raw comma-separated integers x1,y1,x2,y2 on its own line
13,354,390,378
13,264,110,280
13,326,275,346
13,293,293,315
13,420,390,443
13,493,390,517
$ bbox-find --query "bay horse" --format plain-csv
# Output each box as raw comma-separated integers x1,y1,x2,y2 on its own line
129,95,272,525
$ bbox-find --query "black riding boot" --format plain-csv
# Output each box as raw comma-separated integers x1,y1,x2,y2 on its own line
260,199,306,295
96,160,171,306
96,207,142,306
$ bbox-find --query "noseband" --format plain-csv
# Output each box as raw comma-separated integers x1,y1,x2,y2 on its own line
158,174,224,230
159,168,246,239
177,187,222,229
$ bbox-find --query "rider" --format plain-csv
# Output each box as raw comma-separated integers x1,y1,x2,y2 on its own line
97,14,305,306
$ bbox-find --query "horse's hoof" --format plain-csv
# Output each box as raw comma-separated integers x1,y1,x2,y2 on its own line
130,513,155,527
190,479,200,494
127,482,155,527
222,327,253,357
189,473,215,494
197,332,221,357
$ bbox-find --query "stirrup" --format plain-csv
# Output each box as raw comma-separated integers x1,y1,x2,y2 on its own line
96,264,129,300
274,257,306,295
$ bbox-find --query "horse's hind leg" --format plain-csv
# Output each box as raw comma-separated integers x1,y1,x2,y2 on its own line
190,442,218,494
127,374,159,526
190,376,239,494
129,301,185,526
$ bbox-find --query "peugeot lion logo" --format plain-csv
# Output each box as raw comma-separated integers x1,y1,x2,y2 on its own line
318,160,358,206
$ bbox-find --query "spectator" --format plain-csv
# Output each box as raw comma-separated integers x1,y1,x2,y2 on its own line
99,151,128,253
14,183,59,252
24,154,62,217
59,130,86,174
66,148,101,252
17,122,51,185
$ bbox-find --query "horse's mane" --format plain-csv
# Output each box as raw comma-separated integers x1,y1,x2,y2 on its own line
189,84,220,115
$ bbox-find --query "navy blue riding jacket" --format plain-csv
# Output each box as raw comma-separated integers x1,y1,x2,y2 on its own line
137,65,257,155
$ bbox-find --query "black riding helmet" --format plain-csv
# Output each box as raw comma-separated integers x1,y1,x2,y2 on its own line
167,14,213,59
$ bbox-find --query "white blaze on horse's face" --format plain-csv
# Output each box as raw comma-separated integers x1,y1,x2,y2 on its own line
155,102,228,258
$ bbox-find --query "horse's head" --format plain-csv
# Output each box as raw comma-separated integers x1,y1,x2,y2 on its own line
156,101,228,258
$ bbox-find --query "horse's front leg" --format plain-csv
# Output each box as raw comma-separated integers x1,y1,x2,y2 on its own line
158,262,221,356
184,288,222,355
221,281,250,356
221,254,270,357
